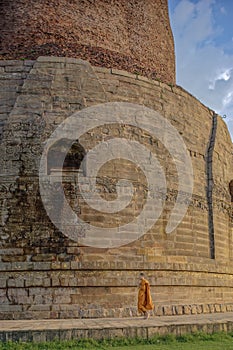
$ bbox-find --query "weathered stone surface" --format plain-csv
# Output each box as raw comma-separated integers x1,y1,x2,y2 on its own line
0,56,232,319
2,312,233,342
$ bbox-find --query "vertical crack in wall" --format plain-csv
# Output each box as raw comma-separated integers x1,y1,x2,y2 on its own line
206,113,217,259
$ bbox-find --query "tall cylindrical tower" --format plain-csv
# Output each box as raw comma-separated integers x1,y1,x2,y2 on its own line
0,0,175,84
0,0,232,321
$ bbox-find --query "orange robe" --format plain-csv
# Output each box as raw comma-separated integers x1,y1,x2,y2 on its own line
138,278,154,313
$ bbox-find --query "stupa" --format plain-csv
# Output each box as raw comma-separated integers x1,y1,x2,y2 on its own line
0,0,232,319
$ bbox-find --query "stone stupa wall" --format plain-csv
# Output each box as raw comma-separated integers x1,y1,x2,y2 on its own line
0,0,233,320
0,57,232,319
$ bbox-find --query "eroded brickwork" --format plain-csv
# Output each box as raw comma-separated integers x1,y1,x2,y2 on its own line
0,57,232,319
0,0,175,84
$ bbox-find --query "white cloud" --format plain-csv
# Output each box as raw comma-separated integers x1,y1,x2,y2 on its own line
170,0,233,139
209,68,232,90
173,0,215,48
172,0,195,30
223,91,233,107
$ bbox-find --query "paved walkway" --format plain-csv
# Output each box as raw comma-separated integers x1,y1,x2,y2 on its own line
1,312,233,342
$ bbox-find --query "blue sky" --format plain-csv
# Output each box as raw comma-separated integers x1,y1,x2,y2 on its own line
168,0,233,140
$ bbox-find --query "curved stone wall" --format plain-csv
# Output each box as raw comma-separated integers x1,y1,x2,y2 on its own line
0,57,232,319
0,0,175,84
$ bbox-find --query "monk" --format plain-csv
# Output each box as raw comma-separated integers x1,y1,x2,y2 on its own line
138,272,154,319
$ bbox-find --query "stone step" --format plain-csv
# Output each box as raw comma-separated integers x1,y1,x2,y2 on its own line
1,312,233,343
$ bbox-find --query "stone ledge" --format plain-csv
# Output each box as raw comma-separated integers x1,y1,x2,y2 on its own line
1,260,233,274
1,312,233,342
36,56,88,65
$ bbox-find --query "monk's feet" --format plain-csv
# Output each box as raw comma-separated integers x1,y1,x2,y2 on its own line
144,312,150,319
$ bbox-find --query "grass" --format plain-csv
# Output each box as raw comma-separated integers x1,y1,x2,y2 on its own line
1,332,233,349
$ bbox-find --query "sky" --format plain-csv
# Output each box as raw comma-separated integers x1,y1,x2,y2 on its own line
168,0,233,140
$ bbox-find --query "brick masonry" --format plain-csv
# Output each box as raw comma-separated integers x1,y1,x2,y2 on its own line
0,0,175,84
0,57,232,319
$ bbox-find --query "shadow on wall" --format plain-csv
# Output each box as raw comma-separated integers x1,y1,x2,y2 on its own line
229,180,233,202
47,139,86,174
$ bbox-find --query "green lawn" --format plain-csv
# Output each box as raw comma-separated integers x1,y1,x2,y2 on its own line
111,341,233,350
1,332,233,349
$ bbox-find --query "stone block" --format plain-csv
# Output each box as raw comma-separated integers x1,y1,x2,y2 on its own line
32,331,47,343
209,304,215,313
111,68,137,80
4,66,30,73
53,294,71,304
202,304,210,313
0,278,7,288
7,277,24,288
28,305,51,311
32,262,51,270
183,305,191,315
196,305,203,314
2,255,26,262
0,263,12,271
23,60,35,66
220,304,227,312
10,262,33,271
215,304,221,312
175,305,184,315
0,304,22,312
163,305,172,316
190,305,197,314
31,254,55,262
